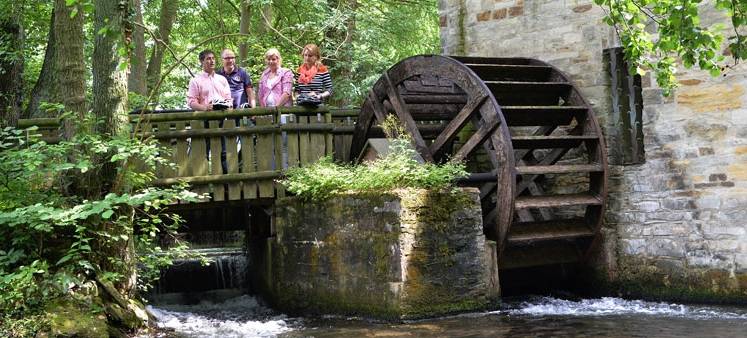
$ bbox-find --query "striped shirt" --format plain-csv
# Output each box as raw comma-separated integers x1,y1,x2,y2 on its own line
294,71,333,97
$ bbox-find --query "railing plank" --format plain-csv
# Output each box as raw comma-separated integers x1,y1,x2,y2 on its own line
241,119,257,199
224,119,241,200
256,116,275,198
209,121,225,201
189,121,209,197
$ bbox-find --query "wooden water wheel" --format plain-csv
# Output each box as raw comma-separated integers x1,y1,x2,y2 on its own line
350,55,608,271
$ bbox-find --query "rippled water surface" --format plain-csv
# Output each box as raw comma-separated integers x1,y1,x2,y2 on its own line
147,295,747,337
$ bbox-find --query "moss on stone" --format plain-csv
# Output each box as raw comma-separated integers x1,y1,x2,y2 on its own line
593,256,747,304
44,298,108,338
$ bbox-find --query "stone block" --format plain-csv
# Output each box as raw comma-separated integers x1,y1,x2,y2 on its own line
266,188,499,319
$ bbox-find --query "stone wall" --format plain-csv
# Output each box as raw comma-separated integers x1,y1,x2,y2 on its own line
263,188,500,319
439,0,747,301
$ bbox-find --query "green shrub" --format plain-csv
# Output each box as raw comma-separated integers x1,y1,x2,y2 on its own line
281,116,468,200
0,125,201,330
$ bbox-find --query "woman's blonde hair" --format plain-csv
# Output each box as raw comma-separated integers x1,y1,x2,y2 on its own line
302,44,322,66
264,48,282,66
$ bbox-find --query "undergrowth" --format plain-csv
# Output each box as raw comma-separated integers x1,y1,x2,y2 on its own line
282,116,468,200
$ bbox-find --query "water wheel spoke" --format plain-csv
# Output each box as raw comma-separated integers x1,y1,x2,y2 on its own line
383,71,433,162
452,115,500,162
428,93,486,157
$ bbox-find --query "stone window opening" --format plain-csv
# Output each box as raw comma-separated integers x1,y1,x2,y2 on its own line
604,47,645,165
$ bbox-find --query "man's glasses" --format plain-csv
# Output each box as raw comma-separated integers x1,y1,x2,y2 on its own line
223,56,236,60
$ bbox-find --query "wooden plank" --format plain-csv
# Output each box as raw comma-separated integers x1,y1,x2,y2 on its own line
309,113,326,162
511,135,598,149
298,115,312,165
189,121,209,197
500,106,586,126
156,122,176,178
209,120,225,201
508,218,592,245
515,164,603,175
175,122,190,177
275,113,286,198
428,94,486,156
255,115,275,197
286,114,300,168
325,112,333,157
224,119,241,200
514,193,602,209
464,64,552,82
240,120,257,199
383,71,433,162
451,115,499,162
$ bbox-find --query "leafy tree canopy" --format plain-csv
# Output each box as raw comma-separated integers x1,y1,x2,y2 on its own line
595,0,747,94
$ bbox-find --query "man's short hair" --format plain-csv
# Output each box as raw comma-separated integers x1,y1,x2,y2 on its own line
199,49,215,62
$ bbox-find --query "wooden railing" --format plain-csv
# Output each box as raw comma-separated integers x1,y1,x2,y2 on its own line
18,107,359,202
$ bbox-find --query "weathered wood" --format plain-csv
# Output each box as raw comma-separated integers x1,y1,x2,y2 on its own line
500,106,586,126
209,120,225,201
507,218,592,245
156,122,176,178
255,115,275,198
325,112,334,158
175,122,189,177
309,113,326,163
153,170,280,186
515,164,603,175
428,94,486,157
464,64,552,82
299,114,312,165
189,121,209,197
224,119,241,200
515,193,602,209
451,115,499,163
511,135,598,149
285,114,300,169
383,71,434,162
240,120,257,199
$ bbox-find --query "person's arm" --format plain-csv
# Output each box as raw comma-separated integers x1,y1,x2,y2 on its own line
319,71,333,99
244,72,256,107
278,70,294,106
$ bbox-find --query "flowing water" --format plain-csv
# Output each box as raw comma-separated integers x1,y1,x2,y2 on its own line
145,295,747,337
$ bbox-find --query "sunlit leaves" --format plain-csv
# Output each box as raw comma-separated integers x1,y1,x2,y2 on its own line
596,0,743,94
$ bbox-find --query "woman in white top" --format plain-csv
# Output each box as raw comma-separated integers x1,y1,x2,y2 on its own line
257,48,293,107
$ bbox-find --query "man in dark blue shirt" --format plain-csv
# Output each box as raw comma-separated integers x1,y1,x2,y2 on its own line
218,48,256,108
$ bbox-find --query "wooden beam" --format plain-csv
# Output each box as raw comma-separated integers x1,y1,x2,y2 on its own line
383,71,434,162
428,94,486,157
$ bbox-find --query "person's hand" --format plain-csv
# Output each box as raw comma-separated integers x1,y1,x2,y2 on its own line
206,103,213,111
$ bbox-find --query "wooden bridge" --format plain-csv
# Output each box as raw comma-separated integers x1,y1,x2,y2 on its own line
18,55,608,275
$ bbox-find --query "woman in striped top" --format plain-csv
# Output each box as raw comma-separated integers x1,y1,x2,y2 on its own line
295,44,333,102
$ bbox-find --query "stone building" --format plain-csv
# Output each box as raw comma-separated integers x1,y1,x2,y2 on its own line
439,0,747,300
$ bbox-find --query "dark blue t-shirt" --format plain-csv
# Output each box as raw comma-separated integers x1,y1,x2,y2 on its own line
217,67,252,107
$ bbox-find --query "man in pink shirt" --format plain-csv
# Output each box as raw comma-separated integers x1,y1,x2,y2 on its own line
187,49,233,111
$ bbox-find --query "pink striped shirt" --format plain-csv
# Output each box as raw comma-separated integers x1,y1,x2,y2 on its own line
187,71,233,108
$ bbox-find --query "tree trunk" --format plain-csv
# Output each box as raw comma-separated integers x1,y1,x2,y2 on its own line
129,0,147,96
52,0,86,139
259,3,272,34
0,13,25,126
239,0,250,66
26,10,55,119
92,0,137,297
146,0,178,96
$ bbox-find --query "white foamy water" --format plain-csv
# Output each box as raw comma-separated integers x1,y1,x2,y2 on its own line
147,295,294,337
508,296,747,320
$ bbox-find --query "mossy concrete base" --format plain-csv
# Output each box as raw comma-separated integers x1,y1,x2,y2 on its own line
588,255,747,304
261,188,499,319
43,298,109,338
